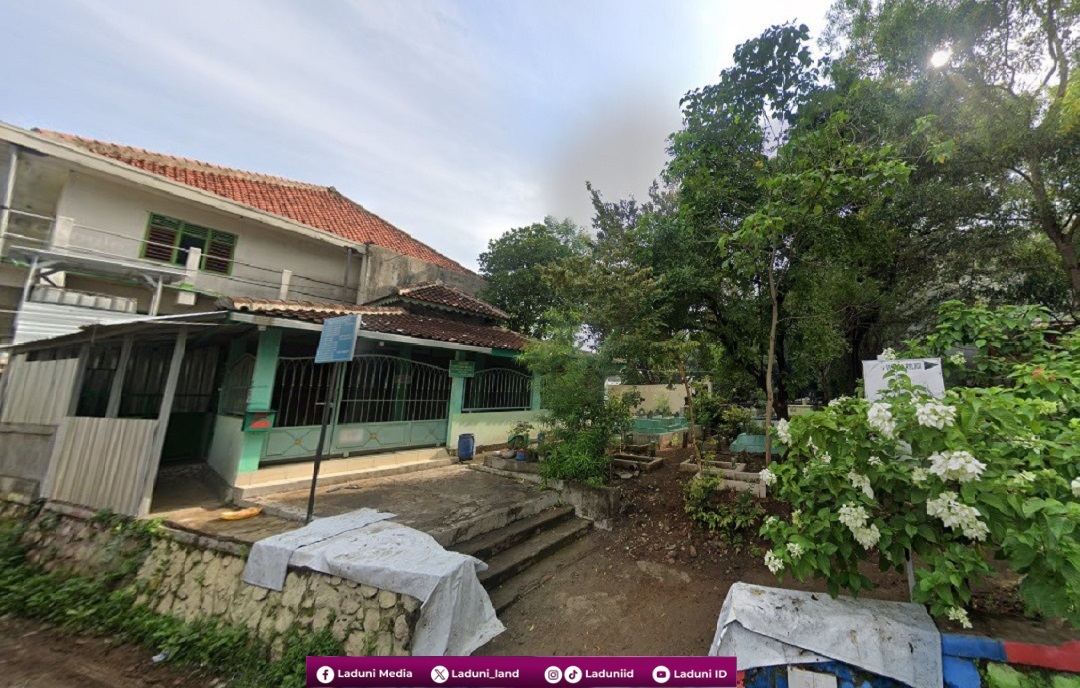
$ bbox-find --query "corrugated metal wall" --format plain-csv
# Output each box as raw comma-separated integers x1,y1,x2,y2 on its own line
0,355,79,425
13,301,142,345
43,417,158,515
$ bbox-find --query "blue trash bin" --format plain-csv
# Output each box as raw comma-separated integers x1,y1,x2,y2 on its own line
457,433,475,461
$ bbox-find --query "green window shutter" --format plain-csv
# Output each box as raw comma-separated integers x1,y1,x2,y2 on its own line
204,230,237,274
144,214,180,262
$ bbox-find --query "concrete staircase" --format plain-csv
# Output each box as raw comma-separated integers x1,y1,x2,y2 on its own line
449,504,591,612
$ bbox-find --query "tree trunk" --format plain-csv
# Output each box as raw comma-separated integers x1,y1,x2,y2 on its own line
764,251,779,467
679,358,703,468
1026,159,1080,310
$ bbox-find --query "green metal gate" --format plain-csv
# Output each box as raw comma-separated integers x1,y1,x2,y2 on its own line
262,354,451,462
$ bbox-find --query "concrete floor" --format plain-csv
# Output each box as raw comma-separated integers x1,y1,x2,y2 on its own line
148,463,557,547
254,464,559,546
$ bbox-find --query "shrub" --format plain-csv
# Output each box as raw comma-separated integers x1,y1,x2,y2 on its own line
684,475,765,548
760,303,1080,629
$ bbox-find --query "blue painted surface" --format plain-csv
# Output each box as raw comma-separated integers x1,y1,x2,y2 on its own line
942,635,1007,661
745,662,912,688
457,433,475,460
315,314,359,363
943,657,982,688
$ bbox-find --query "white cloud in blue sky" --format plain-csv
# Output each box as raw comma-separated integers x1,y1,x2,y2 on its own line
2,0,832,270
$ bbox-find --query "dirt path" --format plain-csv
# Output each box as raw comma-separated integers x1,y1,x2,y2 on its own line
0,616,220,688
479,447,1078,655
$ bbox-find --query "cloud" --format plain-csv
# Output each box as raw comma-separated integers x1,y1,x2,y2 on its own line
6,0,836,272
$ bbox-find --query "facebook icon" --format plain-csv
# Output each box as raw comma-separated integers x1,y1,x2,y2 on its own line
316,665,335,684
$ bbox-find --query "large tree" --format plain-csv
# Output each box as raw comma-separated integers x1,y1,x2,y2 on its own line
830,0,1080,310
478,217,588,336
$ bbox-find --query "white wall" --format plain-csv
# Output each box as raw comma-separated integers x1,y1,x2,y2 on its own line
608,384,689,415
55,172,361,304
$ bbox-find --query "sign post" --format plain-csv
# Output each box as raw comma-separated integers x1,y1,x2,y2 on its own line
306,314,360,524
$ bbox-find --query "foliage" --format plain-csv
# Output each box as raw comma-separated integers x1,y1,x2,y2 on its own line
478,216,589,337
829,0,1080,308
522,323,639,483
0,521,341,688
652,396,673,417
903,300,1060,386
684,475,766,549
760,302,1080,628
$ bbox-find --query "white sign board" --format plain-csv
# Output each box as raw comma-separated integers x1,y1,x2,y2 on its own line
862,358,945,402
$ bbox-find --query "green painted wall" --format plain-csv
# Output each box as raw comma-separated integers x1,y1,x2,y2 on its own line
239,328,281,475
448,409,543,448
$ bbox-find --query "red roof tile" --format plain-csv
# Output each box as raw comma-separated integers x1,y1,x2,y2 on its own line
369,281,509,320
36,130,472,275
222,297,529,351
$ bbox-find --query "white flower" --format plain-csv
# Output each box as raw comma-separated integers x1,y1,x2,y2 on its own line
852,523,881,549
775,418,792,445
927,491,990,541
807,436,819,455
819,451,832,465
946,606,973,629
867,402,896,439
928,451,985,483
759,468,777,486
912,466,929,484
828,396,851,407
1072,477,1080,498
915,401,957,430
764,516,778,527
949,352,966,366
881,348,898,360
764,550,784,574
839,503,869,530
848,470,874,499
839,502,880,549
868,455,882,466
786,542,804,558
791,509,803,528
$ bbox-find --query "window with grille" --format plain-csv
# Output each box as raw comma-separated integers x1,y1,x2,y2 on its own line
142,213,237,274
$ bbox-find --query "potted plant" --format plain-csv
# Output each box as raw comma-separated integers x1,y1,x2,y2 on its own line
508,421,533,461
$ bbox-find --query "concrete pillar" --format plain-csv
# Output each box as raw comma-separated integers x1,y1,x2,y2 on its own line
279,269,292,300
392,345,412,422
531,371,542,411
238,327,281,474
446,351,467,452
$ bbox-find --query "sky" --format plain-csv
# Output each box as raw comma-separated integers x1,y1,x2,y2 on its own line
2,0,834,271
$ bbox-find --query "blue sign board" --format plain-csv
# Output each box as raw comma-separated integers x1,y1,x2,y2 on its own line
315,314,360,364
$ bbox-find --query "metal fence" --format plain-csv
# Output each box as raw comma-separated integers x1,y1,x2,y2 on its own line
272,354,452,428
463,367,532,412
339,355,451,423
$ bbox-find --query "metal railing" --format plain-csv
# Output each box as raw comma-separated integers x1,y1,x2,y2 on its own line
3,209,355,303
463,367,532,412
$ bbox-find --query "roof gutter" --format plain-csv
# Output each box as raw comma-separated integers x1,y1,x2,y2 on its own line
0,121,365,254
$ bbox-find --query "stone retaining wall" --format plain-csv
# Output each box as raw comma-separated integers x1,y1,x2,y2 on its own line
0,498,420,657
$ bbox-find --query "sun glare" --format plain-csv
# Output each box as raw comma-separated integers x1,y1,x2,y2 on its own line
930,48,952,68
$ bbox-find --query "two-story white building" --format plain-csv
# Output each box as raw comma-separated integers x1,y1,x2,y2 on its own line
0,123,541,515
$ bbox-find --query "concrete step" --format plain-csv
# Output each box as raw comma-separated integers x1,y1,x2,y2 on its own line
478,517,592,590
451,505,575,560
234,457,454,500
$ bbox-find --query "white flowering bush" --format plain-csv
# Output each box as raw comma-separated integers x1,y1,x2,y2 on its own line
760,304,1080,628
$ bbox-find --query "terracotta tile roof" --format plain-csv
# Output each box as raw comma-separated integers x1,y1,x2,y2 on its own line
221,297,529,351
35,130,472,275
369,281,509,320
